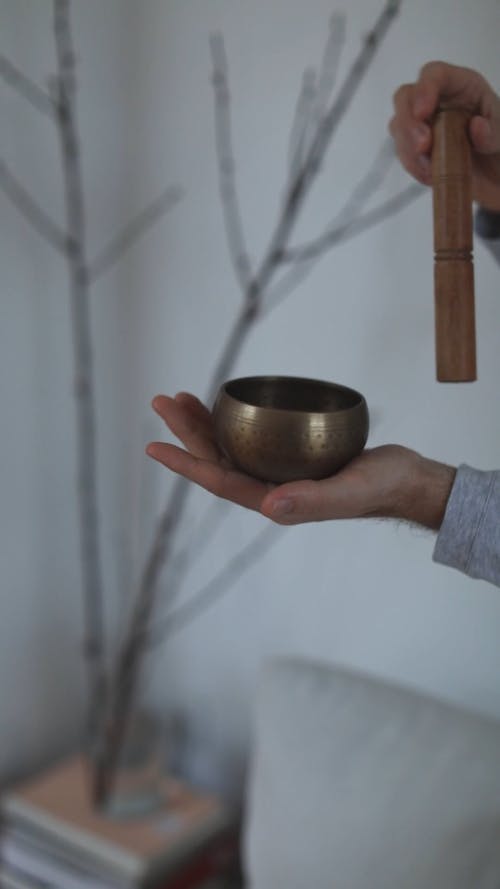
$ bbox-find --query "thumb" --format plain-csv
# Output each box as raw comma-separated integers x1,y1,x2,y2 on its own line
261,480,329,525
470,114,500,155
261,477,358,525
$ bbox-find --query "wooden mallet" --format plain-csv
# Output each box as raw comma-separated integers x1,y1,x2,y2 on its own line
432,107,477,382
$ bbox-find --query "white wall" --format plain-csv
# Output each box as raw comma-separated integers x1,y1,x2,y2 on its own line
2,0,500,797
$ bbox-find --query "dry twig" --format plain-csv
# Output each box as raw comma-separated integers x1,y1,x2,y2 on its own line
284,181,423,265
210,34,253,293
288,12,346,177
3,0,184,804
88,184,184,283
0,54,55,117
3,0,184,806
0,158,70,254
53,0,108,765
146,524,283,650
266,183,422,314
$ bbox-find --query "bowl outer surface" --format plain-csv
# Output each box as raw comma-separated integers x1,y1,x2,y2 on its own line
212,376,369,483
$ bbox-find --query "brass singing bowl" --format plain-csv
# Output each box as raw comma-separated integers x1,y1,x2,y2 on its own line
212,376,369,484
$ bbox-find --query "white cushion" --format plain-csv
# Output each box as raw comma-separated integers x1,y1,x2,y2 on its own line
244,657,500,889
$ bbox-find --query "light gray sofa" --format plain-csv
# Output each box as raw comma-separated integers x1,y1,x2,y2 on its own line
243,657,500,889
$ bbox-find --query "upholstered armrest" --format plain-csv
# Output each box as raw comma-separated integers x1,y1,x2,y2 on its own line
244,657,500,889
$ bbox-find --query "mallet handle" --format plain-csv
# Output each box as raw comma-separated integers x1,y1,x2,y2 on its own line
432,107,476,382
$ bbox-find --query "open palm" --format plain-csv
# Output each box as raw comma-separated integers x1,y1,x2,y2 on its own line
146,393,426,525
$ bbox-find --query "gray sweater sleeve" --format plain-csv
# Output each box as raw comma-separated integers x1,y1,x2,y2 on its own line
432,207,500,587
433,465,500,586
475,206,500,260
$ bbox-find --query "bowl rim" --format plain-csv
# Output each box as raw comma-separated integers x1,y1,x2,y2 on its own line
216,375,367,416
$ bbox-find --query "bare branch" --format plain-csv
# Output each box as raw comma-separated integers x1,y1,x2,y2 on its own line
129,500,232,652
238,1,402,327
264,184,423,314
93,476,190,805
0,158,70,254
284,182,423,265
288,14,345,180
125,500,232,643
304,1,401,178
88,184,184,283
313,12,346,121
285,135,396,262
145,524,283,651
210,32,253,295
288,67,316,179
165,499,231,592
335,135,395,221
205,302,258,404
0,54,55,117
53,0,107,780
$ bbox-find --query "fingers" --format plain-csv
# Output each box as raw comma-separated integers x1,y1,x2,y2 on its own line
469,113,500,161
417,62,500,154
151,393,219,462
149,392,275,513
174,391,212,425
414,61,478,112
389,82,432,185
412,62,448,118
145,441,269,512
470,116,494,154
389,61,498,188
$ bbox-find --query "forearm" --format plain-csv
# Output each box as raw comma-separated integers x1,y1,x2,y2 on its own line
397,456,456,531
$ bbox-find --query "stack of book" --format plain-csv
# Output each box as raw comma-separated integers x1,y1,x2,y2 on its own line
0,755,237,889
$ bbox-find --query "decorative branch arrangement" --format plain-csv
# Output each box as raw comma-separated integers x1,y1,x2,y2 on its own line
2,0,422,808
93,0,423,806
1,0,183,780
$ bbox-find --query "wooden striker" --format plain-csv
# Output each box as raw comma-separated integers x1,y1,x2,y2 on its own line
432,107,476,382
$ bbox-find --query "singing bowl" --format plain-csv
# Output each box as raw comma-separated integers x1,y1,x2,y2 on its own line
212,375,369,483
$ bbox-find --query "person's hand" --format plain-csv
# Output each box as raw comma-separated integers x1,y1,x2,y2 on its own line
146,393,456,531
389,61,500,211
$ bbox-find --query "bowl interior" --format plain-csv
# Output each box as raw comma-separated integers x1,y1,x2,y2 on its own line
223,376,362,414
